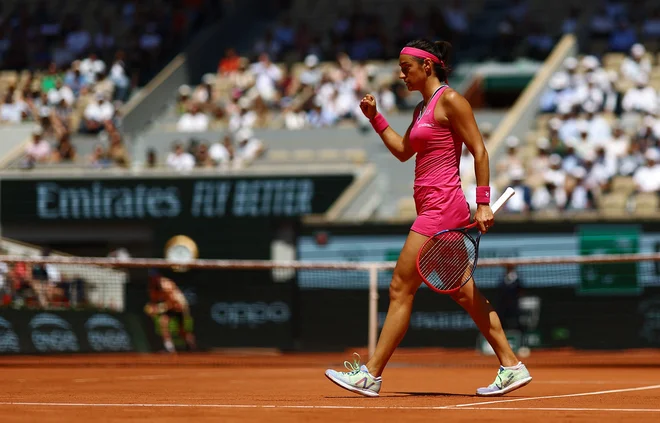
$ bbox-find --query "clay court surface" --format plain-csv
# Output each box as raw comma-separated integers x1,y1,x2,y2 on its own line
2,349,660,422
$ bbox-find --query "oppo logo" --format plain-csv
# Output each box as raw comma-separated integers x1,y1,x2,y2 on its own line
210,301,291,328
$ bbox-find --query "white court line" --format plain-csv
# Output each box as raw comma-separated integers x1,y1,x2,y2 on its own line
452,384,660,408
466,407,660,413
0,402,659,413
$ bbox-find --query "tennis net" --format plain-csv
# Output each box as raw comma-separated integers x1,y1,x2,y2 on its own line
0,253,658,361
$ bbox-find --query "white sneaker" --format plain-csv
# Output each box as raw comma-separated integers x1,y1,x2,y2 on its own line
476,363,532,396
325,353,381,397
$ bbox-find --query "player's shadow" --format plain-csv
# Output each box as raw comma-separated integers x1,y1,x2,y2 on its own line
394,391,478,398
325,392,478,399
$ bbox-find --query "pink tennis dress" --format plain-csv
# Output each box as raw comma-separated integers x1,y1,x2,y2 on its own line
409,85,470,237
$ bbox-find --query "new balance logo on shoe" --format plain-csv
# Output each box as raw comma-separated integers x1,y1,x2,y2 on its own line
356,377,375,390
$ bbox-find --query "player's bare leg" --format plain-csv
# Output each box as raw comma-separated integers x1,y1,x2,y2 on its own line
451,279,518,366
452,279,532,396
325,232,427,397
158,315,175,353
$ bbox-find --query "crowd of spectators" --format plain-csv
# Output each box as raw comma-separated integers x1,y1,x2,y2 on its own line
0,248,87,309
467,42,659,215
156,128,266,173
0,0,223,169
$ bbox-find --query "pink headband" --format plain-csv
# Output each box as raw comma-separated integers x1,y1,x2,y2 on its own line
400,47,444,67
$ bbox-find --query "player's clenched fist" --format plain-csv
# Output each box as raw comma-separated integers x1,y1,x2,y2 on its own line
360,94,378,120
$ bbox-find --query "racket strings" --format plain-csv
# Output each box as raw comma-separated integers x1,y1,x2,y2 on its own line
418,230,477,292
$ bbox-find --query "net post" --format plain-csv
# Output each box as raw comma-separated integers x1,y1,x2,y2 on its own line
368,265,379,358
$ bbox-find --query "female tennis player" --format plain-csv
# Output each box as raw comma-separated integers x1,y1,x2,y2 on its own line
325,40,532,397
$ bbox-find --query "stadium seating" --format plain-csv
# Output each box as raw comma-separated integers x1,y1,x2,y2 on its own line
512,42,660,217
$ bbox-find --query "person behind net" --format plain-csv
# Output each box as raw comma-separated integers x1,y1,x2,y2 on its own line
325,40,532,397
144,270,197,353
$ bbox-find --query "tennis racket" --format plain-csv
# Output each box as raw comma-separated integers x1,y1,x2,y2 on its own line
416,187,515,294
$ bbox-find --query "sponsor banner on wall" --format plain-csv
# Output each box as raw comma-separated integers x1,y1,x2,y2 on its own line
0,174,354,223
0,310,140,354
135,270,296,351
297,287,660,351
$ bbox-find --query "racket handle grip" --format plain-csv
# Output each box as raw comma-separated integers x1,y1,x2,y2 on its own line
491,187,515,214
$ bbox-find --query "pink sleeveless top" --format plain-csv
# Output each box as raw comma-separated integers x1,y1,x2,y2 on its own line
408,85,470,236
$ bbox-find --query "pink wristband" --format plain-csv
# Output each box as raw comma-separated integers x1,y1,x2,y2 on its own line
370,113,389,134
476,186,491,204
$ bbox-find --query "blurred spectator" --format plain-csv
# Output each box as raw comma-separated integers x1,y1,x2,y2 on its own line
619,142,645,176
47,79,75,107
88,144,112,168
106,122,130,168
609,18,637,52
177,103,210,132
0,93,26,123
642,8,660,38
233,128,265,167
228,101,257,133
565,167,595,210
620,44,652,84
253,29,282,61
110,51,131,102
65,21,92,57
582,101,611,142
498,264,523,331
146,148,158,168
0,253,8,306
574,76,604,114
532,176,567,211
63,64,90,97
582,150,611,196
561,7,581,34
539,73,571,113
621,74,657,114
443,0,469,40
590,5,614,40
524,24,554,61
505,167,533,213
209,135,233,168
496,136,524,175
23,129,51,166
81,93,114,133
52,133,76,163
251,53,283,105
166,142,196,172
80,52,106,83
95,20,116,56
41,62,60,93
605,122,630,174
31,248,62,308
195,143,214,168
192,76,214,106
527,137,552,186
108,247,131,261
480,122,493,143
94,72,116,101
573,121,596,160
544,154,568,188
218,48,241,75
633,148,660,192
